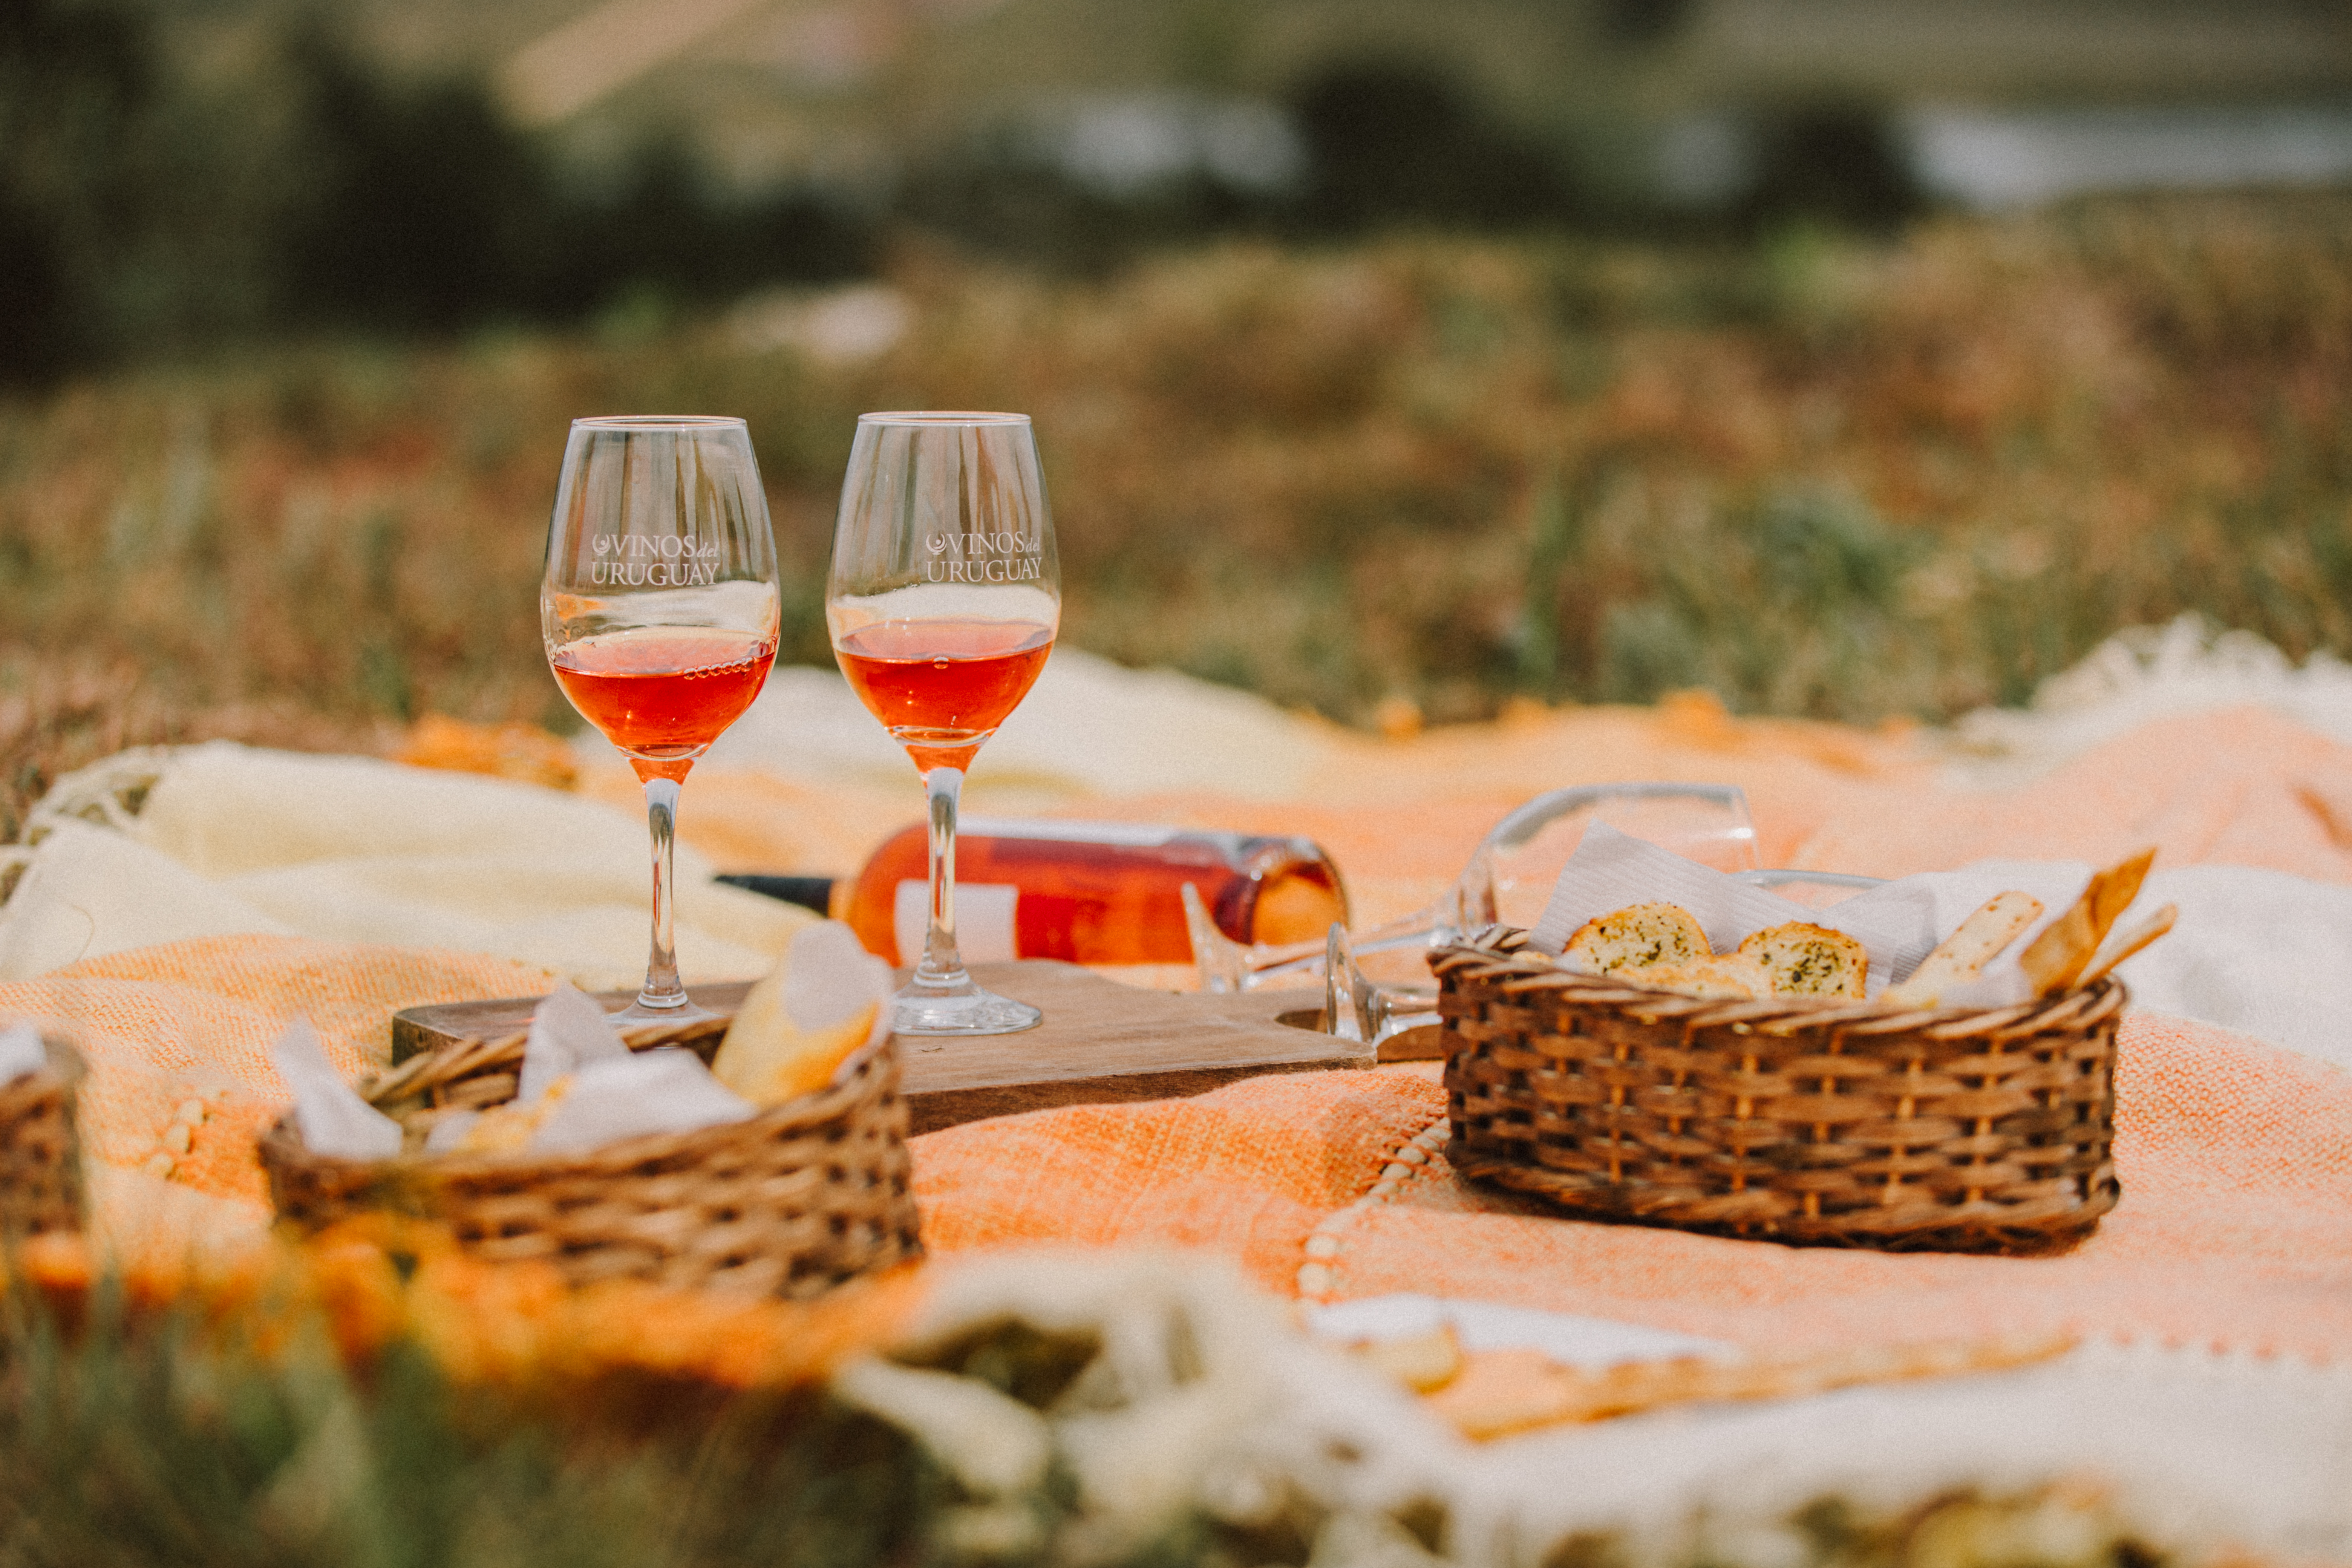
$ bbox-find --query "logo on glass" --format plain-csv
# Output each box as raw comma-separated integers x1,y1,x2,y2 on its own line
923,531,1043,583
589,536,725,587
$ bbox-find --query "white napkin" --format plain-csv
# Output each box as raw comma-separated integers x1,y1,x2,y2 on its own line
426,981,756,1158
516,980,633,1102
269,1018,403,1160
0,1023,46,1083
527,1048,757,1155
782,920,896,1061
1528,825,2107,999
1867,859,2101,1006
420,1109,480,1155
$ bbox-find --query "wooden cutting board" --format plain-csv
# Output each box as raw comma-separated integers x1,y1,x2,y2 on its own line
390,962,1401,1135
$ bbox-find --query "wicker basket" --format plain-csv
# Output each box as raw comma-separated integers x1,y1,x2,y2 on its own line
0,1037,84,1238
259,1014,922,1298
1435,930,2122,1254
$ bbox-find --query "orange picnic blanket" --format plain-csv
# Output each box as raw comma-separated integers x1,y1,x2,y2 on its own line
0,940,554,1251
5,699,2347,1362
913,1015,2352,1361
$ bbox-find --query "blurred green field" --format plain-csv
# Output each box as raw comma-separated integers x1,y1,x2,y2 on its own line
0,191,2346,831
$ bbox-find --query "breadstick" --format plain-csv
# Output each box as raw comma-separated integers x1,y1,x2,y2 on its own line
2077,903,2177,988
1881,891,2043,1008
2021,848,2155,995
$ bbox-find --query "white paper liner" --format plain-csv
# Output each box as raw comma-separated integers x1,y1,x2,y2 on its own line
781,920,896,1063
527,1047,755,1155
1528,825,2110,1001
427,982,760,1159
516,980,632,1103
422,1107,480,1155
270,1017,403,1160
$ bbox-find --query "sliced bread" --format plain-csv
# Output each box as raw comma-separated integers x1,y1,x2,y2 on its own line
1618,953,1771,999
1736,922,1868,999
1562,902,1709,975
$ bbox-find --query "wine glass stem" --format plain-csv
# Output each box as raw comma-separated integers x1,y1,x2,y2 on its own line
639,774,687,1009
916,764,969,987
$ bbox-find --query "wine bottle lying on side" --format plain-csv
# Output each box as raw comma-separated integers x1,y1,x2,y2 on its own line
720,819,1349,968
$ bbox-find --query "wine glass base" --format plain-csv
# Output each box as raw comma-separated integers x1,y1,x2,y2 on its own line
890,983,1042,1037
614,995,721,1029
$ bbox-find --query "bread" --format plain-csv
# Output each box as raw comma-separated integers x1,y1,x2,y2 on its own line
1617,953,1771,999
1736,922,1868,999
710,923,888,1107
711,975,877,1108
1881,890,2041,1007
454,1076,573,1155
1562,902,1710,975
2021,847,2155,995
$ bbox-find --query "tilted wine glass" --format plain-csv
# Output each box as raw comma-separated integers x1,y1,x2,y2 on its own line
1210,784,1886,1049
828,412,1059,1036
1190,781,1764,994
542,415,781,1021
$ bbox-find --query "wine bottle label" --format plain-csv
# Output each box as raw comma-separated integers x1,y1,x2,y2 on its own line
957,817,1181,849
893,880,1020,967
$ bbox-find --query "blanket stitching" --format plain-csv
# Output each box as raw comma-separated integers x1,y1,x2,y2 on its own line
1295,1113,1450,1302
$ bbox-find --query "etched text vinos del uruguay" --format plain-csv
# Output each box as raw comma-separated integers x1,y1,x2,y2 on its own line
925,530,1044,584
588,534,724,588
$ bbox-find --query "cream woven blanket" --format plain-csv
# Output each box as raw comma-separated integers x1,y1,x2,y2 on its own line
0,741,812,990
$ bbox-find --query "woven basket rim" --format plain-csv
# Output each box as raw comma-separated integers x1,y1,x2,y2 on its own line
262,1037,893,1183
1432,936,2126,1030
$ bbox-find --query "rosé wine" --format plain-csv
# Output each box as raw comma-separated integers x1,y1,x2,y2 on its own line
835,618,1052,772
552,626,775,778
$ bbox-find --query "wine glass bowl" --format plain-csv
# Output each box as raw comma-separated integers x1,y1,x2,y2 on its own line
1458,781,1761,933
828,412,1060,1036
548,628,775,776
833,619,1054,775
542,415,781,1018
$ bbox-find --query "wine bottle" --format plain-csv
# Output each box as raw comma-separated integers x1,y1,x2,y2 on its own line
723,818,1348,966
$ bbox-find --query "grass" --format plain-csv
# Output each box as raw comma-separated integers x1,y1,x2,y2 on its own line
0,1291,945,1567
0,193,2346,830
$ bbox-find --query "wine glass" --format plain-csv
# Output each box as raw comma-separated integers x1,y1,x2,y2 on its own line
542,415,781,1021
1457,781,1761,930
827,412,1059,1035
1315,786,1762,1048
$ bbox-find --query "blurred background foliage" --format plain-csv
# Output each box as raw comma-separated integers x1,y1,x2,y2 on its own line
0,0,873,378
0,0,2118,378
0,0,2347,822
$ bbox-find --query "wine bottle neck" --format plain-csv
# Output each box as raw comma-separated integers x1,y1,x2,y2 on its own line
715,873,836,916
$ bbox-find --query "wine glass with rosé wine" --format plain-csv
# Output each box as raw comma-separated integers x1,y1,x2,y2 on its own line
542,415,781,1022
828,412,1058,1035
